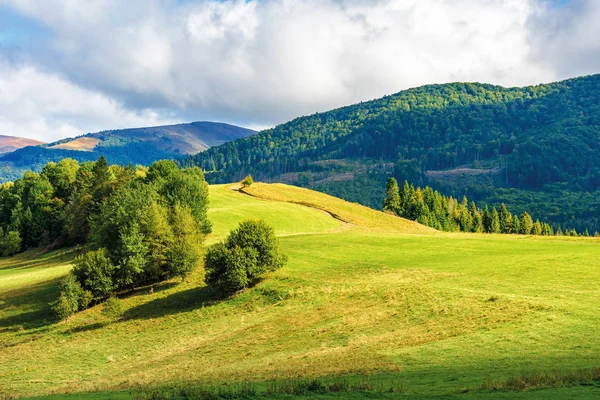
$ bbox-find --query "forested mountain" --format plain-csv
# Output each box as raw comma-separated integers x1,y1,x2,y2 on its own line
0,122,255,182
180,74,600,232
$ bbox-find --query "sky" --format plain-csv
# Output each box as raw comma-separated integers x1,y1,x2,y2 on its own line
0,0,598,142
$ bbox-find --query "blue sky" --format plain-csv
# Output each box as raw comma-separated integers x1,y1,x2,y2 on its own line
0,0,598,142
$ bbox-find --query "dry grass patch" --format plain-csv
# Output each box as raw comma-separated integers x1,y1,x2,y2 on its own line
242,183,434,234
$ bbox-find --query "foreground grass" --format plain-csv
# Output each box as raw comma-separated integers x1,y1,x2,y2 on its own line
1,184,599,398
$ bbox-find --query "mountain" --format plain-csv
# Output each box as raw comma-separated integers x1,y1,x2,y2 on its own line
0,135,45,154
180,74,600,232
0,121,255,182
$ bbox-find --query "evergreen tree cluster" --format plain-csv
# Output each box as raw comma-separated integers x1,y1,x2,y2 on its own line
383,178,591,236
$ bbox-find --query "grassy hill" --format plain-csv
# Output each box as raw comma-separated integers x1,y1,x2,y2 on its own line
0,135,45,155
181,74,600,233
0,122,255,182
1,184,600,399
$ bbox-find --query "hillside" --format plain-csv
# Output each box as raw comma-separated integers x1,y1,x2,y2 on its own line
0,122,255,182
2,183,600,399
180,74,600,232
0,134,45,154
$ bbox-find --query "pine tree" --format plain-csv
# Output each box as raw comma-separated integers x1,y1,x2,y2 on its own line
482,206,491,233
383,178,401,214
512,214,520,234
532,220,543,235
498,204,512,233
490,207,500,233
520,212,533,234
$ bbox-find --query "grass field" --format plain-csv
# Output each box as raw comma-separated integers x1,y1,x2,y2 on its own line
1,183,599,399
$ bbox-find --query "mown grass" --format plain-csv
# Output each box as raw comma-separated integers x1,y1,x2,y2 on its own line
1,183,599,399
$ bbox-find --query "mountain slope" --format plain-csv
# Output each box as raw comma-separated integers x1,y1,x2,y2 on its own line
0,121,255,182
180,74,600,232
0,134,45,154
2,183,600,399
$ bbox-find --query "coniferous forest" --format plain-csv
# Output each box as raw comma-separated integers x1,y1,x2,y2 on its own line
383,178,589,236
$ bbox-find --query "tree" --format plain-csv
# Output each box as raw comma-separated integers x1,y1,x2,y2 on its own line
512,214,521,234
241,174,254,188
383,177,400,214
520,212,534,234
72,249,116,300
205,220,287,295
490,208,500,234
498,204,512,233
0,228,21,256
166,204,202,280
51,275,91,320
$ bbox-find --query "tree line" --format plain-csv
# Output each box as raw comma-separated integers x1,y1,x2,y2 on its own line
0,158,287,318
383,178,595,237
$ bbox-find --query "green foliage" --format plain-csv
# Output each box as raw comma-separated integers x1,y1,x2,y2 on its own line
388,180,563,236
72,248,117,300
205,220,287,295
383,177,401,213
0,229,21,256
180,75,600,233
102,296,125,319
241,174,254,188
51,274,92,320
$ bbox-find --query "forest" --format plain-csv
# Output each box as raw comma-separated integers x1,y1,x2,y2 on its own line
179,74,600,232
383,178,590,236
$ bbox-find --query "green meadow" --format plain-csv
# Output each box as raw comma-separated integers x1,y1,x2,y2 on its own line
1,184,599,399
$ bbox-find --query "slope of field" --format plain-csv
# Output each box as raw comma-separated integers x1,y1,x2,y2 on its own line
1,184,600,399
0,135,45,154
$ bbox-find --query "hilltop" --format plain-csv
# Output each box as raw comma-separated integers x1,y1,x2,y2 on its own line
1,182,600,399
0,121,255,182
0,134,45,154
181,74,600,233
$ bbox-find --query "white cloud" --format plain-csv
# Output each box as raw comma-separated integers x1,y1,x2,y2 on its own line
0,63,175,141
0,0,599,142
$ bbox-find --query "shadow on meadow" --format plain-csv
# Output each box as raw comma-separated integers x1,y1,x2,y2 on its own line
123,284,218,321
0,277,62,331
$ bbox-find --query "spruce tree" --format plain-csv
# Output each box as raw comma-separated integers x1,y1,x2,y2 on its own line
520,212,533,234
532,220,543,235
482,206,491,233
490,207,500,233
498,204,512,233
512,214,520,234
383,177,401,214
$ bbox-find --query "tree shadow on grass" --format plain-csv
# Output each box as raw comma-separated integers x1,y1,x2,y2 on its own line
123,285,219,321
0,277,62,331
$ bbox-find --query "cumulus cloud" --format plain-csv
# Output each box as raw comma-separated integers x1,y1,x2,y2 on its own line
0,0,599,141
0,63,175,141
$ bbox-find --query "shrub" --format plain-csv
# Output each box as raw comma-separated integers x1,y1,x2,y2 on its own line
102,296,125,319
205,220,287,295
51,275,92,319
72,248,117,300
0,230,21,256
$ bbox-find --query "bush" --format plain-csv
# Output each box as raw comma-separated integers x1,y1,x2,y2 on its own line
72,248,117,300
0,230,21,256
51,275,92,319
102,296,125,319
205,220,287,295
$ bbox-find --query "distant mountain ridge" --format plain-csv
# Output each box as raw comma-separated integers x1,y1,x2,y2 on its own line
180,74,600,232
0,135,45,154
0,121,255,182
